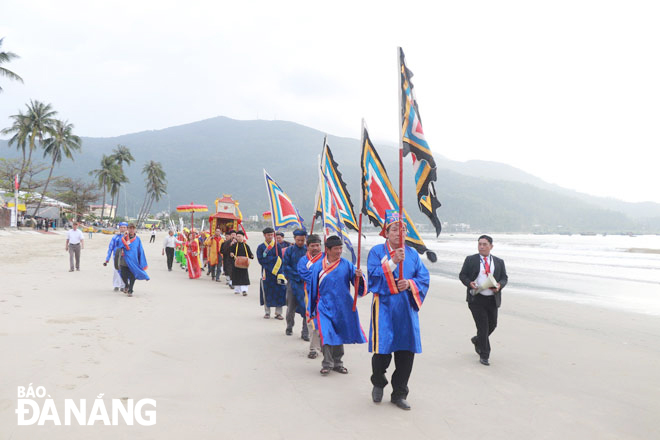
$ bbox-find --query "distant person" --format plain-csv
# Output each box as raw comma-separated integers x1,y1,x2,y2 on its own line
297,233,324,359
257,227,287,319
186,231,202,279
276,231,291,250
150,227,156,243
118,223,149,297
367,211,430,411
103,222,128,291
307,235,366,376
65,221,84,272
282,229,309,339
87,224,93,239
204,229,224,281
229,231,253,296
162,229,183,271
221,230,237,288
459,235,508,366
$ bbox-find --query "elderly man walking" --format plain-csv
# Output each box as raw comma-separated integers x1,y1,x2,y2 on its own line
65,221,85,272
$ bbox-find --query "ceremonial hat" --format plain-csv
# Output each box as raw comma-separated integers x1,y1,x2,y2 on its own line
324,235,342,249
276,231,284,237
236,230,245,236
262,227,275,234
293,229,307,237
118,222,128,227
381,209,406,237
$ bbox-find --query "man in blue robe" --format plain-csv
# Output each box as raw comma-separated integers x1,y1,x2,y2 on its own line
308,235,367,376
103,222,127,291
257,227,286,319
367,211,430,410
118,223,150,297
282,229,309,339
297,233,324,359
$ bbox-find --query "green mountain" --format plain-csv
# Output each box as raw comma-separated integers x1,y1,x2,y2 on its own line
2,116,658,233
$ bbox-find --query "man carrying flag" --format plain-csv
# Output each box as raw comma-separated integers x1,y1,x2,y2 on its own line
257,227,286,319
308,235,367,376
367,210,430,411
297,233,324,359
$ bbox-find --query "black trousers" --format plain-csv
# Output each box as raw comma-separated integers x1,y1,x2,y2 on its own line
468,294,498,359
149,235,156,243
371,351,415,401
165,247,175,270
120,266,136,293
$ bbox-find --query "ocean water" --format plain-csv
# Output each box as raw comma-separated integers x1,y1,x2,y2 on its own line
357,233,660,317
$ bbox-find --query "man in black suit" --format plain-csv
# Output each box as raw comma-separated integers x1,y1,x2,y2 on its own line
459,235,508,366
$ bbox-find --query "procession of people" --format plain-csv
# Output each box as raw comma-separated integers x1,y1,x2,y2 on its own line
95,212,511,411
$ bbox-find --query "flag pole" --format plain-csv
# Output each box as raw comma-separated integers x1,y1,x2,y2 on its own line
14,174,19,229
353,119,367,311
310,136,326,235
396,47,405,279
263,170,279,258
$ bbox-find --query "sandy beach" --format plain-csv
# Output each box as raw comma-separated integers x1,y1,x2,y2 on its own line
1,230,659,440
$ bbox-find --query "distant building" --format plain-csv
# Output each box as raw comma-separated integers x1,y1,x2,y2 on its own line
89,204,116,218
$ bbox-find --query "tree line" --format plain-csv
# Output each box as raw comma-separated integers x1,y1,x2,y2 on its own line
1,37,167,224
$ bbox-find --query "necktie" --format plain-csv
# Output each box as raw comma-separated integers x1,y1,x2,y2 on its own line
483,257,491,275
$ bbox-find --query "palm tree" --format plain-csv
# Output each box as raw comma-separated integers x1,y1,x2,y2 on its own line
0,38,24,92
89,155,118,221
108,168,128,220
137,161,167,225
4,100,57,189
1,111,30,174
32,120,82,216
110,144,134,220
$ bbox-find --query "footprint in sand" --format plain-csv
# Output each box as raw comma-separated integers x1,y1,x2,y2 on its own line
77,374,89,379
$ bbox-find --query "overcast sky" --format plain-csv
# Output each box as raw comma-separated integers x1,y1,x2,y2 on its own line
2,0,659,203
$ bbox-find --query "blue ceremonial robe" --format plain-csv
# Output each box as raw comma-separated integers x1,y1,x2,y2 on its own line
367,242,430,354
308,257,367,346
282,243,307,317
105,233,123,263
120,235,150,280
297,252,324,319
257,241,286,307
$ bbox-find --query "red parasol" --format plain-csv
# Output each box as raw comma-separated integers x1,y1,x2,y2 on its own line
176,202,208,232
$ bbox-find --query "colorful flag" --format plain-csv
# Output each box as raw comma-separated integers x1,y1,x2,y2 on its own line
399,47,442,236
263,170,305,231
319,164,357,264
320,137,359,232
361,124,437,261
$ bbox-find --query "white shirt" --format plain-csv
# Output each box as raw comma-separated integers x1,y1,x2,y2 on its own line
67,229,84,245
475,255,495,296
163,235,179,249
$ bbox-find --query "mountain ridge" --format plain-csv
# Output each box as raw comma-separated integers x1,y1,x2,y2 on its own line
2,116,658,233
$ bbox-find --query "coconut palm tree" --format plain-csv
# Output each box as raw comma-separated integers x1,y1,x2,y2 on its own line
137,161,167,225
32,120,81,216
0,37,24,92
108,168,128,220
9,100,57,189
89,155,118,221
110,144,134,220
1,111,30,173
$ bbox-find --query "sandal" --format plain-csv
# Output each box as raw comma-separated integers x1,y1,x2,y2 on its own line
274,314,284,320
333,366,348,374
308,351,318,359
263,314,270,319
320,368,330,376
